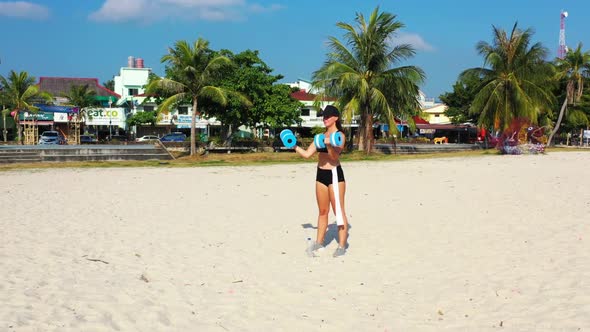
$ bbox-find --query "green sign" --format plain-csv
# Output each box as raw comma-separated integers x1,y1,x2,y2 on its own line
19,111,54,121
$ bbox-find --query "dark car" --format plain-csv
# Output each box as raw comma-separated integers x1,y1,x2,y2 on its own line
38,131,66,145
160,132,187,142
80,135,97,144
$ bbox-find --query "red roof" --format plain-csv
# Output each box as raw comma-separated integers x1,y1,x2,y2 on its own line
394,116,429,125
413,116,429,124
37,77,121,98
290,90,336,102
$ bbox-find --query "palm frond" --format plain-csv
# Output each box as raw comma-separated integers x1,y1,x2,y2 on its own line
198,86,229,107
157,93,187,114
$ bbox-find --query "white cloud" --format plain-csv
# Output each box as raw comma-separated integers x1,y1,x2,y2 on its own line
0,1,50,19
389,32,435,52
161,0,244,7
248,3,284,13
89,0,283,23
88,0,149,22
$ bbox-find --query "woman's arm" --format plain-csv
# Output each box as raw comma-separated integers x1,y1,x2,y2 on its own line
294,141,317,159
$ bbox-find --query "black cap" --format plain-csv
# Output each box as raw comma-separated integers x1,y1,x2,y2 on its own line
322,105,340,118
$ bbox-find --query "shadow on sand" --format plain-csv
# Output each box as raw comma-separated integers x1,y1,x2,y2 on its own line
301,222,352,248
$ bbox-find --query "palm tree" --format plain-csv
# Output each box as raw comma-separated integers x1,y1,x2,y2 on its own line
312,7,425,153
0,70,52,143
63,84,99,144
147,38,246,156
461,23,555,132
1,92,9,142
547,43,590,146
1,107,9,142
64,84,98,121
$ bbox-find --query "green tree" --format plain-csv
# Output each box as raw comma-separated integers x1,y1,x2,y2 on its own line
439,75,483,124
312,7,425,153
547,43,590,146
562,90,590,144
0,70,52,143
127,110,157,126
461,23,555,131
102,79,115,92
146,38,248,156
207,49,301,137
260,84,302,128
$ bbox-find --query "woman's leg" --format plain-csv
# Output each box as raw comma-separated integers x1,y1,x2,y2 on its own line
315,181,331,244
329,181,348,248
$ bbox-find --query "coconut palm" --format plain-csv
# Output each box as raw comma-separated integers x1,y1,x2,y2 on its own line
64,84,98,121
147,38,249,156
1,92,9,141
312,7,425,153
63,84,99,144
0,70,52,143
1,107,9,142
547,43,590,146
461,23,555,132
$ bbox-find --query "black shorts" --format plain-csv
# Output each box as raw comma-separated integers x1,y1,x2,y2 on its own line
316,166,345,187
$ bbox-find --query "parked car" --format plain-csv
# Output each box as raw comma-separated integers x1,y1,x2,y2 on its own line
80,134,97,144
135,135,160,142
109,135,128,142
160,132,187,142
38,131,66,145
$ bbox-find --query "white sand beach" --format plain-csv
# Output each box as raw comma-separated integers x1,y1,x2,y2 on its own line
1,151,589,331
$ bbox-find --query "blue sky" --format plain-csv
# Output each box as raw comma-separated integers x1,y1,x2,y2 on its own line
1,0,589,99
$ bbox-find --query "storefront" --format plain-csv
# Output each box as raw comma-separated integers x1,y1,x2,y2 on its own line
19,111,55,132
416,123,478,144
85,107,127,140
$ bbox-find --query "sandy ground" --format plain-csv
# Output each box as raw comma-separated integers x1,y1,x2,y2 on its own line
1,151,589,332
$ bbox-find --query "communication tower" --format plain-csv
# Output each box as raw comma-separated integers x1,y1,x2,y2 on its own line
558,10,568,59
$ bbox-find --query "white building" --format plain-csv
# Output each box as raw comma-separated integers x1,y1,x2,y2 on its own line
287,78,323,95
286,79,343,128
418,90,437,109
114,56,151,108
111,57,222,138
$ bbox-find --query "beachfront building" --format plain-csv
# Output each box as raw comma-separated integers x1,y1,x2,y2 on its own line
111,57,220,139
286,78,358,130
289,89,330,128
416,90,450,124
422,104,450,124
287,79,329,129
34,77,122,139
113,56,150,109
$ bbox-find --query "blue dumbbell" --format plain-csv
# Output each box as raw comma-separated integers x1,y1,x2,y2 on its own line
315,132,343,149
280,129,297,148
330,132,343,147
314,134,326,149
